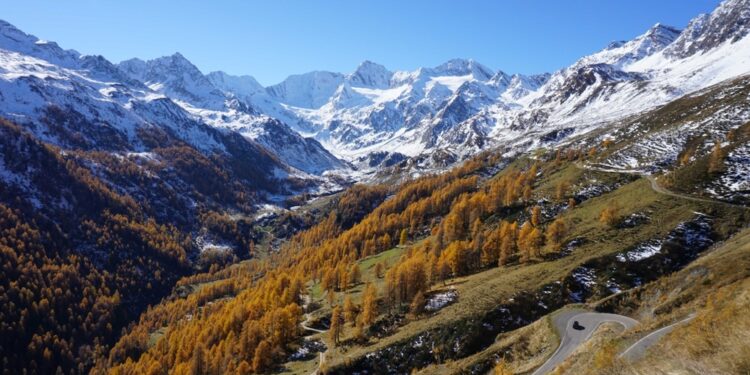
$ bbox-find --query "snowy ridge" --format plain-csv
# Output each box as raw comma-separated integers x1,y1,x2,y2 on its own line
0,0,749,180
220,0,748,172
0,19,352,209
116,54,347,174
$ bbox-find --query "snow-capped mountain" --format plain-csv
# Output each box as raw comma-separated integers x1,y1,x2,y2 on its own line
278,58,512,161
119,53,228,111
0,0,748,182
0,19,346,211
502,73,551,102
116,55,346,174
206,70,265,98
348,60,393,89
665,0,750,58
463,0,750,158
164,0,737,174
0,23,222,153
223,0,747,172
266,71,345,109
576,23,681,68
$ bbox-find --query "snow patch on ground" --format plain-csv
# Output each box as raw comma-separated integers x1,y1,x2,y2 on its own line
195,235,233,253
288,339,325,361
710,142,750,201
425,289,458,312
571,267,597,289
616,239,663,262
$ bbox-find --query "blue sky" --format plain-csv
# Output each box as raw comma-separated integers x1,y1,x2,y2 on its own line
3,0,719,85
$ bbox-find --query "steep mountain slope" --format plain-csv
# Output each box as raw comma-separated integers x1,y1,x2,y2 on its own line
0,22,351,374
0,118,193,373
0,21,304,187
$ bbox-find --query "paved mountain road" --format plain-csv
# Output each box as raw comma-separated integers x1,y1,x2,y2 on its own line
532,311,639,375
619,314,696,362
575,163,747,209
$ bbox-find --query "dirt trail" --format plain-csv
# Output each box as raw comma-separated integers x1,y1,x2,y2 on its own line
300,294,327,375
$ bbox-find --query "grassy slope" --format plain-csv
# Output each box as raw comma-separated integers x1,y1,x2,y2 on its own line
319,161,748,372
560,226,750,375
435,214,750,375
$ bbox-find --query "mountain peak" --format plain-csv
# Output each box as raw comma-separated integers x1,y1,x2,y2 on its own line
0,19,81,67
206,71,265,97
266,71,345,109
488,70,512,89
349,60,392,89
644,22,681,40
151,52,200,71
356,60,385,69
434,58,494,80
665,0,750,58
0,19,38,48
501,73,550,100
577,21,680,68
118,52,205,84
118,52,227,109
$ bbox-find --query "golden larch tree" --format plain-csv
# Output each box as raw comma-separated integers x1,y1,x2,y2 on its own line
343,295,357,325
329,305,343,346
708,141,727,174
348,263,361,286
546,217,568,252
399,228,409,246
252,340,272,373
530,206,542,227
361,283,378,327
599,205,620,227
499,221,518,266
409,291,426,316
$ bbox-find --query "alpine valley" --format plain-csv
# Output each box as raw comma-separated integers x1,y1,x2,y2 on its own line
1,0,750,374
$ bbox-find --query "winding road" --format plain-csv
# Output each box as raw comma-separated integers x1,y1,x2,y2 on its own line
532,309,701,374
527,164,721,373
619,314,696,362
576,163,747,208
532,311,639,375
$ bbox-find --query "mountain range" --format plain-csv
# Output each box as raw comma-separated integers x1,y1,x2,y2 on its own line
1,0,749,193
2,1,750,374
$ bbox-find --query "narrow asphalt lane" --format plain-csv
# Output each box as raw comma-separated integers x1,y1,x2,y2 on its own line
575,163,747,209
532,311,639,375
619,314,696,362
